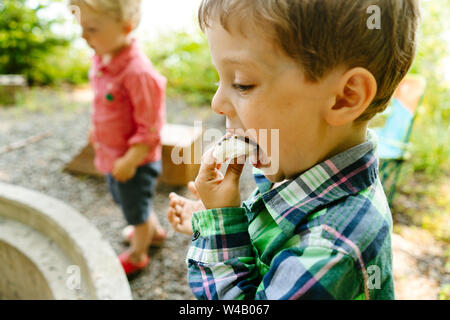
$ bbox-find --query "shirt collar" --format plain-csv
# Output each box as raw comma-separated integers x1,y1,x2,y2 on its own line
243,129,379,236
93,38,138,76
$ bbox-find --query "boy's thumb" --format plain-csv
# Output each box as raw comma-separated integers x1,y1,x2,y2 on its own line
188,181,201,200
224,160,245,183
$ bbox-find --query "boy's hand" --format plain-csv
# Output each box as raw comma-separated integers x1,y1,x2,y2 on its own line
112,157,137,183
194,146,245,210
112,144,149,183
168,182,205,235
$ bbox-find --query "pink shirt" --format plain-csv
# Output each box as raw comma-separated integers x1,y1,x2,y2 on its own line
89,39,167,174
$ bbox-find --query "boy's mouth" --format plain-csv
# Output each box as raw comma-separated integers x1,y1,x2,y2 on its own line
86,42,96,51
222,132,270,168
249,142,270,169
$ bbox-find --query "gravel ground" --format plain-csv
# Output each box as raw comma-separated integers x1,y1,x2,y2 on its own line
0,89,446,300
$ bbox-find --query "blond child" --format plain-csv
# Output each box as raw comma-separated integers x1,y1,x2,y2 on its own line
168,0,420,299
70,0,167,275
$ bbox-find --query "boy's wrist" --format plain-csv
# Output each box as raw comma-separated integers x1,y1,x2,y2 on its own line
192,207,248,238
120,153,140,168
188,207,253,264
122,144,149,167
116,155,138,170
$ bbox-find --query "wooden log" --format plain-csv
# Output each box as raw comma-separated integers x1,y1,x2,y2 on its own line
65,124,204,186
159,124,203,186
0,75,27,106
64,143,103,178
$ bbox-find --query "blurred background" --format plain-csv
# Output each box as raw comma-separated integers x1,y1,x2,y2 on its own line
0,0,448,300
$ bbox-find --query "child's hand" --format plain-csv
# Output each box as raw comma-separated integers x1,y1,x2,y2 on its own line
112,144,149,183
112,157,137,183
194,146,245,210
168,182,205,235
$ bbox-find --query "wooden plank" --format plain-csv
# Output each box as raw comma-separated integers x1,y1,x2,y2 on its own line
64,144,103,178
65,124,204,185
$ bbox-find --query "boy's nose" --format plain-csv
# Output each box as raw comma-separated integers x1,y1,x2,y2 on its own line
81,31,88,41
211,85,234,117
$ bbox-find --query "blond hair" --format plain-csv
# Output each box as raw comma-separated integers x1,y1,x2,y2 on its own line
69,0,142,28
199,0,420,121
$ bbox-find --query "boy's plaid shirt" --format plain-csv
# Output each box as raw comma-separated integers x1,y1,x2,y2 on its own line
187,130,395,300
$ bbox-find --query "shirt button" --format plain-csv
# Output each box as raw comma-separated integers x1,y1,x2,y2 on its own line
192,230,200,241
106,93,114,101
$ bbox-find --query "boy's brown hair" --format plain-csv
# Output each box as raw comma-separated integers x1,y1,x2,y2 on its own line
198,0,420,121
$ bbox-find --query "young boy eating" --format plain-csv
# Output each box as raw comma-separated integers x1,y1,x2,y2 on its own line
168,0,420,299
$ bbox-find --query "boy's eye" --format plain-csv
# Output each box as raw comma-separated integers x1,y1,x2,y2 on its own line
86,28,98,33
232,83,255,92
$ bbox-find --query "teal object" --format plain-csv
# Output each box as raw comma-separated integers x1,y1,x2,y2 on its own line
374,78,426,205
374,99,413,160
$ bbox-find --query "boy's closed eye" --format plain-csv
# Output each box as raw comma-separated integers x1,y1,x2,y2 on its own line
232,83,255,92
215,81,255,92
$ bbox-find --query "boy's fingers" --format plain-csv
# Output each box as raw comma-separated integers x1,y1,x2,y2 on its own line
169,195,185,211
167,208,176,224
169,192,183,201
188,181,201,200
168,206,175,219
169,197,177,207
223,157,245,183
168,208,181,229
198,146,219,181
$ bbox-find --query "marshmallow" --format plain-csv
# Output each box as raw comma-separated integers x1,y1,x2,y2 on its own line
212,135,258,163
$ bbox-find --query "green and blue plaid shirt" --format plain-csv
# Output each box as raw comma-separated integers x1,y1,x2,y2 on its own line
187,130,395,300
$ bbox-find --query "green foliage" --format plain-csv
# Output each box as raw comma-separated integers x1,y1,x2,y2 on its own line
0,0,89,85
30,45,91,85
14,87,84,114
401,0,450,177
145,30,218,106
0,0,66,82
389,0,450,246
439,284,450,300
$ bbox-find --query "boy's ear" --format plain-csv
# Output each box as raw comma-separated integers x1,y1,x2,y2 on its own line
325,68,377,126
123,21,134,35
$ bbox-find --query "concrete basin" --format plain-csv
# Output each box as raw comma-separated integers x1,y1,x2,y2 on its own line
0,182,132,300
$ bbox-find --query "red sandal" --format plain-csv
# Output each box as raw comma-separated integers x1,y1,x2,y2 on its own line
118,251,149,275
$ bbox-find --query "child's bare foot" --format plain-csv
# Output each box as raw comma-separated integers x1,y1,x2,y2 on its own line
121,213,167,246
148,213,167,245
168,181,205,235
